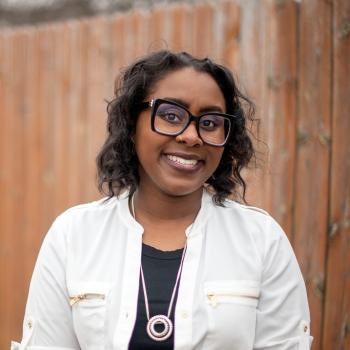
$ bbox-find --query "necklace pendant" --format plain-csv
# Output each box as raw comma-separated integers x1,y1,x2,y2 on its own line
146,315,173,341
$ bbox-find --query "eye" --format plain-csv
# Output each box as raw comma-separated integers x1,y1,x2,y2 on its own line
156,105,186,124
200,115,224,130
164,112,180,122
201,119,216,128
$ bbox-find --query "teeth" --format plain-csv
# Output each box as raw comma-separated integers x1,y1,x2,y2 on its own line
167,155,198,166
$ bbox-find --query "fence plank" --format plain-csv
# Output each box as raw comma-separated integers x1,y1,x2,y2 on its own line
0,31,14,350
238,0,267,208
21,29,43,311
259,0,298,237
169,4,192,52
323,0,350,348
111,14,128,71
293,0,332,348
36,26,58,231
149,6,170,51
130,10,150,59
0,32,8,349
84,17,113,201
192,3,215,58
51,24,71,215
220,1,240,72
0,30,27,348
65,21,89,205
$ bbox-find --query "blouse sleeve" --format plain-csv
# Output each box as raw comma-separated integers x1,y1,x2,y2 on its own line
11,216,80,350
253,216,313,350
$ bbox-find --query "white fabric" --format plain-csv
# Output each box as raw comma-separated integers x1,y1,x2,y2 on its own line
13,190,313,349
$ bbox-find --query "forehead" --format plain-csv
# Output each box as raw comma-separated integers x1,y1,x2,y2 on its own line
148,67,226,110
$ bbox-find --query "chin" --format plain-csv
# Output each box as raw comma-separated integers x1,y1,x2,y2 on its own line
158,181,204,198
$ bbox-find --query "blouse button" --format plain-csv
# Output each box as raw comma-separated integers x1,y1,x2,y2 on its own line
304,325,308,332
181,311,188,319
27,320,33,329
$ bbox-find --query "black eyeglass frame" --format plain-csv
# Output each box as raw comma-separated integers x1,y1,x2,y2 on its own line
139,98,237,147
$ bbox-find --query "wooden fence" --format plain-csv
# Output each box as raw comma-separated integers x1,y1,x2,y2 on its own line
0,0,349,349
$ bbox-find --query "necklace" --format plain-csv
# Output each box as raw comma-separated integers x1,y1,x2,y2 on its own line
131,194,187,342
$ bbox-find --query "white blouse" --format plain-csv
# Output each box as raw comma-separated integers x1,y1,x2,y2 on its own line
12,190,313,350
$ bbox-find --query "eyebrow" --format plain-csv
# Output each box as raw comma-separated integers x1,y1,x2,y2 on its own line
162,97,225,114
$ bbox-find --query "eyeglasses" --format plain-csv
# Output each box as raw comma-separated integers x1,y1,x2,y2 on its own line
139,98,236,147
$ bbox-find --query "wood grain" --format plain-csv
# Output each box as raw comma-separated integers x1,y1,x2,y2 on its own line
293,0,332,348
259,0,297,237
323,0,350,348
192,3,215,58
169,4,192,52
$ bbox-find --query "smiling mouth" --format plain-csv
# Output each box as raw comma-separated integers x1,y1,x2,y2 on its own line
166,154,198,166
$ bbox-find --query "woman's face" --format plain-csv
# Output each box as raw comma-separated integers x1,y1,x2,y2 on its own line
134,67,226,197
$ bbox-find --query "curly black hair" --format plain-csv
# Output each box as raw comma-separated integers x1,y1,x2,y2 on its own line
96,50,256,205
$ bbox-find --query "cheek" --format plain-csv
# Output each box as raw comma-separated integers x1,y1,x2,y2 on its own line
209,148,225,170
134,128,166,167
134,116,152,155
135,139,153,167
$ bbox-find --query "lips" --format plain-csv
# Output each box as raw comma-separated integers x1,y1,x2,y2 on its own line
162,152,204,172
166,154,198,166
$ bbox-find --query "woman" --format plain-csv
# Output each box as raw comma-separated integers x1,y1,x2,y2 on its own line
13,51,312,350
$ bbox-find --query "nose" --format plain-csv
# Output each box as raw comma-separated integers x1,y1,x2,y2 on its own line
176,122,203,147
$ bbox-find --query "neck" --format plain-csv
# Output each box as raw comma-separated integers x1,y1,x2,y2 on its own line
132,185,203,223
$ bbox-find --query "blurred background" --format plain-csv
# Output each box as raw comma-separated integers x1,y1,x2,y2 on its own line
0,0,349,349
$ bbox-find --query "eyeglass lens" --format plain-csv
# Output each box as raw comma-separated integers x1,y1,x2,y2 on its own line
154,102,231,146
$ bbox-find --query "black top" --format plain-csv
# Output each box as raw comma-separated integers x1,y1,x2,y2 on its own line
128,243,184,350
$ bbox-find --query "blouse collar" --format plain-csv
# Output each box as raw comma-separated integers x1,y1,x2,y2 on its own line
118,188,212,237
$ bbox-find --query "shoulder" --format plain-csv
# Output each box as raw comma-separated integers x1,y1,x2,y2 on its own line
207,194,285,242
43,195,130,251
60,195,124,218
211,196,270,224
64,196,119,215
224,198,270,217
51,194,127,232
